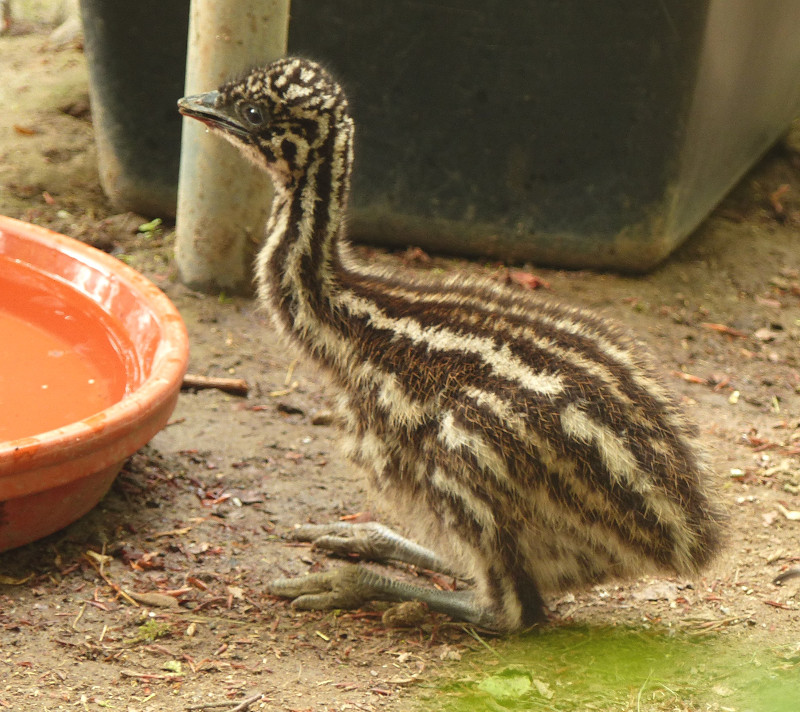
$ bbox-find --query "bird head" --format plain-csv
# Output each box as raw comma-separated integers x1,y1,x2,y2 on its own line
178,57,350,186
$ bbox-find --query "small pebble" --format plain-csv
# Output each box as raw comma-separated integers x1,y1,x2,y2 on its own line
311,409,335,426
277,402,304,415
382,601,427,627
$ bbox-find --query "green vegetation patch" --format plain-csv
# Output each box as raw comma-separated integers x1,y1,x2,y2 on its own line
421,626,799,711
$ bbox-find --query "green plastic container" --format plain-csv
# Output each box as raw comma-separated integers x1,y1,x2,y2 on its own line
288,0,800,270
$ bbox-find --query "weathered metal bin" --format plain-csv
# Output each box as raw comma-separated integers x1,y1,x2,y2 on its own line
288,0,800,270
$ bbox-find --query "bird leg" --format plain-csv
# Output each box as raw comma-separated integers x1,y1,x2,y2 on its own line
269,522,493,625
268,563,495,627
285,521,467,579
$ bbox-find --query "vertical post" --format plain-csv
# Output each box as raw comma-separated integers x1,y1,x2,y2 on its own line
175,0,290,294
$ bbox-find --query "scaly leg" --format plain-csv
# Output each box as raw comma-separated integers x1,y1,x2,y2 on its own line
268,563,497,628
285,521,467,579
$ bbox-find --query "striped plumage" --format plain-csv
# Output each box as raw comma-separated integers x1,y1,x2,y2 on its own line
178,58,724,631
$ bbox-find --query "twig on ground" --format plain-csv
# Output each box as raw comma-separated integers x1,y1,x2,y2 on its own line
120,669,184,681
774,566,800,585
284,358,299,386
83,551,140,607
185,691,265,711
182,374,250,396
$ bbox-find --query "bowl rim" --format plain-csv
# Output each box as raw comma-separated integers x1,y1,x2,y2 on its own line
0,215,189,490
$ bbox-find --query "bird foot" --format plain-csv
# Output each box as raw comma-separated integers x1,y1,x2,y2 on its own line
268,563,492,627
268,564,380,610
286,520,465,579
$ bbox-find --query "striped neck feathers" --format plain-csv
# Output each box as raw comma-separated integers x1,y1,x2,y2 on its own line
255,107,354,340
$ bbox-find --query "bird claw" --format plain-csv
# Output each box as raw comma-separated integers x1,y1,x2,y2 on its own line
268,565,381,610
284,520,465,579
285,522,340,542
268,563,492,627
287,521,402,559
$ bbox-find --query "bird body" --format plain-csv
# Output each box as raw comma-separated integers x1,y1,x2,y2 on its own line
179,58,724,631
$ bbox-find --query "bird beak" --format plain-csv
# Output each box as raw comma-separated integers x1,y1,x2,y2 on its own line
178,90,250,140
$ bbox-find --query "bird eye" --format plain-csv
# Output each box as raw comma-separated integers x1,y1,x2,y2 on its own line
241,103,266,127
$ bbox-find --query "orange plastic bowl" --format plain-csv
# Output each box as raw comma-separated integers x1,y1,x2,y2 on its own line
0,216,188,552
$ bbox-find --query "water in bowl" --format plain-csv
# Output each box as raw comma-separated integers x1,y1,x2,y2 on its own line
0,254,131,441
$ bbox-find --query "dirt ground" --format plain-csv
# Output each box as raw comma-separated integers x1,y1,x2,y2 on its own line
2,20,800,712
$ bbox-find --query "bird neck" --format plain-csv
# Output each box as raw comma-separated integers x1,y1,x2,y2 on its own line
255,116,354,348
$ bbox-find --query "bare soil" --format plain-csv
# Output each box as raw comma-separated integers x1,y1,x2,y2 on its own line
2,24,800,712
